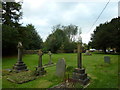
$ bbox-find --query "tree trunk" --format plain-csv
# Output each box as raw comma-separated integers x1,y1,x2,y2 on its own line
103,47,106,53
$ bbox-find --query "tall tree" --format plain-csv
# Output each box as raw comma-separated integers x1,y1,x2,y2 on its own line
45,28,68,53
90,17,120,53
2,1,22,27
63,24,78,42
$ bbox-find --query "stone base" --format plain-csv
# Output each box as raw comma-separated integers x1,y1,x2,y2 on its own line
13,61,28,72
72,68,90,85
48,61,54,65
35,67,46,76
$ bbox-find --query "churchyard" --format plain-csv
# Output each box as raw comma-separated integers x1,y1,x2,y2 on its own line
2,52,118,88
2,1,119,89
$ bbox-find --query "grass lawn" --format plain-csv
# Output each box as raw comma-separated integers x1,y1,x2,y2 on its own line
2,52,118,88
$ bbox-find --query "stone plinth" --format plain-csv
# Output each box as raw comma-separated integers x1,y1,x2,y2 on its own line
13,61,27,71
72,68,90,85
35,67,46,76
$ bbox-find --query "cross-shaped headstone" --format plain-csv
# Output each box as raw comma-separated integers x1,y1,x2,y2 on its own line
38,50,43,67
77,29,82,69
48,51,52,64
13,42,28,72
17,42,23,62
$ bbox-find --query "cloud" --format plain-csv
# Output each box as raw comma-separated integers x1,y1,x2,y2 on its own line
20,1,118,43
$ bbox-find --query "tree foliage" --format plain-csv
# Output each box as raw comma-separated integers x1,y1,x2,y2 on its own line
90,17,120,53
63,24,78,42
2,2,43,56
44,24,78,53
2,1,22,27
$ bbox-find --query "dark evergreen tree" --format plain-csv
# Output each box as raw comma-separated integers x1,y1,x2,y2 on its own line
2,1,22,27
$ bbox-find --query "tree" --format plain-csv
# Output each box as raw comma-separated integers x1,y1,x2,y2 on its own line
24,24,43,50
63,24,78,42
2,1,43,56
45,28,68,53
90,17,120,53
2,1,22,27
2,25,19,55
44,24,78,53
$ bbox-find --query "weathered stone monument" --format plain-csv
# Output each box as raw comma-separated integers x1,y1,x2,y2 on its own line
48,51,53,65
104,56,110,64
84,50,92,55
56,58,66,77
72,30,90,85
35,49,46,76
13,42,28,72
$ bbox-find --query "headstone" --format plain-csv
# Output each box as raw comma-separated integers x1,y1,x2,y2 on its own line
48,51,53,65
72,30,90,85
38,50,43,67
56,58,66,77
104,56,110,64
35,50,46,76
84,50,92,55
13,42,28,72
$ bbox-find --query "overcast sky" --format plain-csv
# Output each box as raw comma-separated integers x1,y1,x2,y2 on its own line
19,0,118,44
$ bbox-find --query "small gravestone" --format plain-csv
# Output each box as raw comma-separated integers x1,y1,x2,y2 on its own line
84,50,92,55
104,56,110,64
56,58,66,77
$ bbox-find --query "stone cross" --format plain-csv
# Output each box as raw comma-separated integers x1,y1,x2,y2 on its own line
48,51,52,64
17,42,23,62
77,43,82,68
13,42,27,72
38,50,43,67
77,29,82,69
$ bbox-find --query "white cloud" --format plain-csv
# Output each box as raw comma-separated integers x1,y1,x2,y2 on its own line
20,1,118,43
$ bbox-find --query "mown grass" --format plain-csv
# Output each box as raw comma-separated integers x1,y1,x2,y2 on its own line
2,53,118,88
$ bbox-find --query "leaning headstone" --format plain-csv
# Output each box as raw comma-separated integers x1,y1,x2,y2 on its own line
48,51,53,65
56,58,66,77
13,42,28,72
104,56,110,64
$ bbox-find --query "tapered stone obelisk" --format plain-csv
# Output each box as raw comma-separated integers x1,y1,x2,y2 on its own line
13,42,27,72
72,29,90,85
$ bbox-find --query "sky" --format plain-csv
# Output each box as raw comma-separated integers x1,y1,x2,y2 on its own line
19,0,118,44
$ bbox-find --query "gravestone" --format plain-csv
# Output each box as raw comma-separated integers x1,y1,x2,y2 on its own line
84,50,92,55
104,56,110,64
56,58,66,77
72,30,90,85
48,51,53,65
13,42,28,72
35,50,46,76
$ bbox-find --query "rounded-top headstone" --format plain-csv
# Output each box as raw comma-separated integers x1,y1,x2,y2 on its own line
56,58,66,77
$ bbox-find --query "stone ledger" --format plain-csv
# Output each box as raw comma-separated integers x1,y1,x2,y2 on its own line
72,68,89,85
